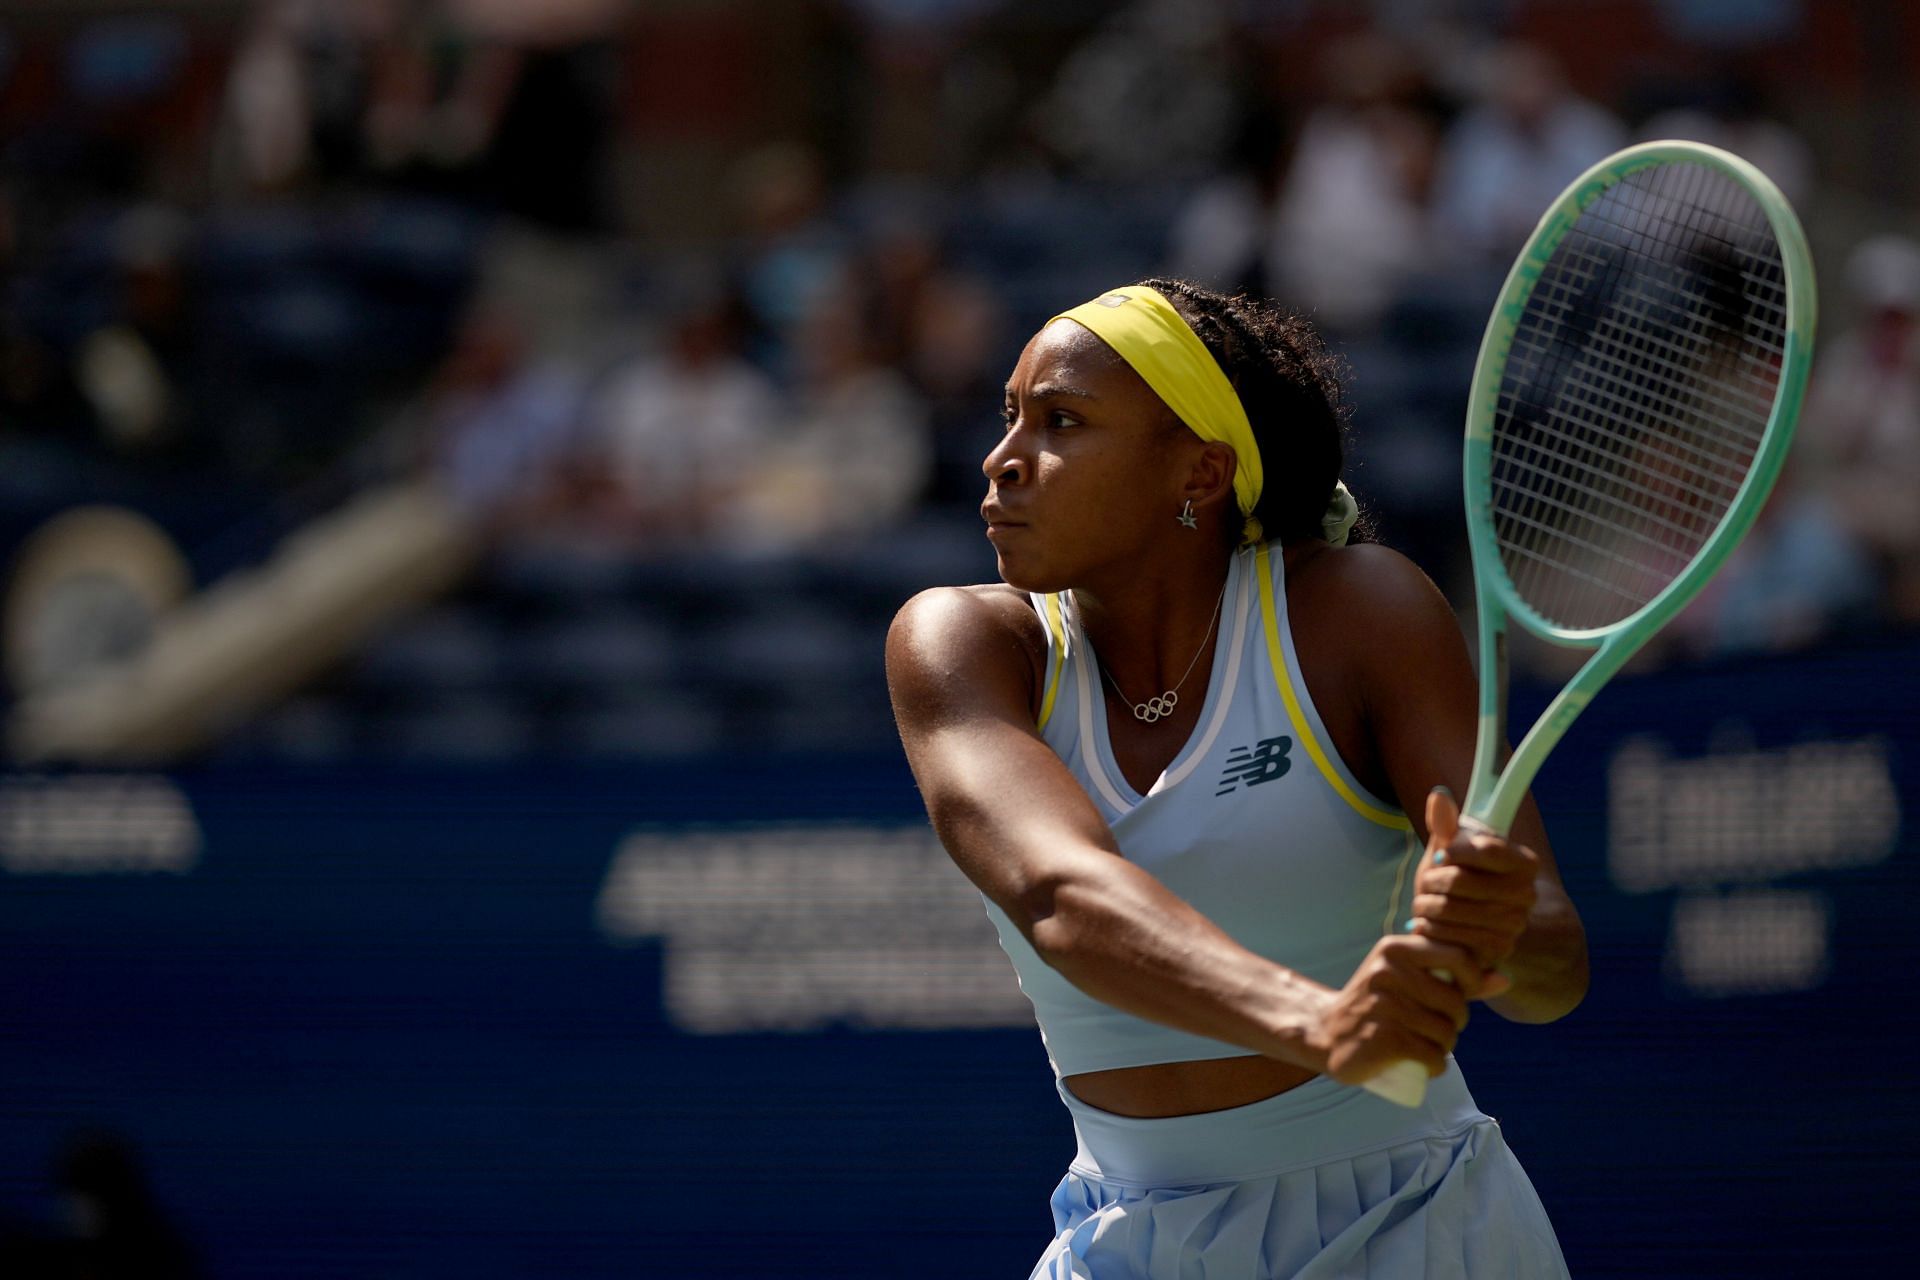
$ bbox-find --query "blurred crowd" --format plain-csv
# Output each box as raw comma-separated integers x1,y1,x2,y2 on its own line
2,0,1916,759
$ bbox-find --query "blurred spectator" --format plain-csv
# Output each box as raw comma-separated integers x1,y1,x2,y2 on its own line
907,269,1004,509
1430,41,1626,261
851,213,1005,508
362,1,524,202
1669,467,1878,657
218,0,621,227
1266,32,1451,336
1798,234,1920,622
1636,63,1814,209
727,141,851,383
735,279,932,548
1164,107,1289,297
428,304,589,526
215,0,381,194
216,3,312,194
73,205,199,466
577,289,780,545
1166,30,1457,335
1031,0,1242,181
857,213,948,376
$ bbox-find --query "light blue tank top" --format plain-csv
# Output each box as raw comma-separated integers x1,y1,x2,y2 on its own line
984,542,1422,1078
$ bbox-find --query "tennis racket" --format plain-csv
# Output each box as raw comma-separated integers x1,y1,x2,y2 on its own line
1362,140,1817,1107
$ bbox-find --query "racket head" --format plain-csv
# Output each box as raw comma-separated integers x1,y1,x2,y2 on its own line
1462,139,1817,650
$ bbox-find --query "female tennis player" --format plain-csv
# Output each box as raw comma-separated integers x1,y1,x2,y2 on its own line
886,279,1588,1277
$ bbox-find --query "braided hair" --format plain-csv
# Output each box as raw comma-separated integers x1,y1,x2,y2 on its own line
1136,277,1370,547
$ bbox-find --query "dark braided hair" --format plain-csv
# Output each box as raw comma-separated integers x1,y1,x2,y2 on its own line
1136,277,1370,547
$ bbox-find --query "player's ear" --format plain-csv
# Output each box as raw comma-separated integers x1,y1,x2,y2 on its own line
1181,440,1239,513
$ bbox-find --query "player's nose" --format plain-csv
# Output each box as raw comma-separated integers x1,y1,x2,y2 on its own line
983,432,1029,486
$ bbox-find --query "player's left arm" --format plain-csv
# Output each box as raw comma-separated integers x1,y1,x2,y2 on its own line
1341,546,1590,1025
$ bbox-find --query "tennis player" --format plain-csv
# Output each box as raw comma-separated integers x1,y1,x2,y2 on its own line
887,279,1587,1277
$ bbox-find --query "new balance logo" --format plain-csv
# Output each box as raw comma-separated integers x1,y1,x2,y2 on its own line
1216,736,1293,795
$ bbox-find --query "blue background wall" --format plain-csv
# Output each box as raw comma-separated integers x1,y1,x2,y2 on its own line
2,638,1914,1278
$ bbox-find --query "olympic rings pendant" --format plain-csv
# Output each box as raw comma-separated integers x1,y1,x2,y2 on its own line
1132,691,1178,722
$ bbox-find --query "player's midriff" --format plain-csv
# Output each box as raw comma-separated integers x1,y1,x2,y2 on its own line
1065,1055,1320,1118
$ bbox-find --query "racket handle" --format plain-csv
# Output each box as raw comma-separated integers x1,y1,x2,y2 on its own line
1372,811,1514,1106
1360,961,1454,1108
1361,1060,1430,1108
1366,817,1476,1108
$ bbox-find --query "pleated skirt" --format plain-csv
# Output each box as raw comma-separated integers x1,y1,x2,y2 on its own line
1030,1060,1568,1279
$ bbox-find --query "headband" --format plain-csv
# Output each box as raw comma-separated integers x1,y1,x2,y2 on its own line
1053,286,1266,545
1051,285,1357,547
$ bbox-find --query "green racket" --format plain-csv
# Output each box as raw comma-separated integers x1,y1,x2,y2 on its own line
1363,140,1817,1107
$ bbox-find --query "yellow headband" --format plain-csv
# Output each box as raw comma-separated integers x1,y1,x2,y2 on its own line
1052,285,1265,545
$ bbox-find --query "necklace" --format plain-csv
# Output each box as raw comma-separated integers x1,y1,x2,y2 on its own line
1085,578,1227,724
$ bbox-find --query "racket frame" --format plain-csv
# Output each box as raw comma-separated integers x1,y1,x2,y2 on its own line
1361,142,1815,1111
1458,139,1817,836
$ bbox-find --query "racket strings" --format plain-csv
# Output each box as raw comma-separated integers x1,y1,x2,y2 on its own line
1490,159,1787,630
1543,257,1784,438
1545,272,1783,428
1496,359,1758,528
1505,358,1758,498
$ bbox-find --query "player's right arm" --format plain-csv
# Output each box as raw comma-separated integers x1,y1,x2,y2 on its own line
885,585,1500,1085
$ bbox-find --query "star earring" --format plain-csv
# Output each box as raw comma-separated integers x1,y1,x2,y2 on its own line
1177,500,1198,529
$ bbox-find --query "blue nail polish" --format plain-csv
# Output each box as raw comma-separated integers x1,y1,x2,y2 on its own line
1402,917,1417,933
1432,849,1447,865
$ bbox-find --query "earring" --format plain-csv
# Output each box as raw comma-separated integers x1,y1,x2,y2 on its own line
1177,500,1198,530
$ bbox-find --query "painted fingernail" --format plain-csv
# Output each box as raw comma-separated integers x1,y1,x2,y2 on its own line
1432,849,1447,865
1402,917,1418,933
1430,785,1454,800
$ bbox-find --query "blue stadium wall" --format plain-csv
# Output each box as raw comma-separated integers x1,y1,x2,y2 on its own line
2,637,1914,1278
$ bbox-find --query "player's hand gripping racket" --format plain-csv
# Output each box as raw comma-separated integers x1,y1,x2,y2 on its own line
1362,141,1817,1107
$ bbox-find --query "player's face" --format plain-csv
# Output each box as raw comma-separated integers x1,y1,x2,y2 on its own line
982,320,1193,592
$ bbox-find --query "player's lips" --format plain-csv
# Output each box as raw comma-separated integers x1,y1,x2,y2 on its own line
981,505,1027,536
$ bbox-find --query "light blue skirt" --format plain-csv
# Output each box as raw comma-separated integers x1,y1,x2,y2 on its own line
1031,1060,1568,1279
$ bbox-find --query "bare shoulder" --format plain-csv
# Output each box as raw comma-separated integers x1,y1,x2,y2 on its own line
1287,541,1464,648
1285,541,1480,804
887,583,1045,670
886,583,1048,728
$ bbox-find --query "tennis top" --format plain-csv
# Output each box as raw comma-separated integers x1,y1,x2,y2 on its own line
981,541,1423,1078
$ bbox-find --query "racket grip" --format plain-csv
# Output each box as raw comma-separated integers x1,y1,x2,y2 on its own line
1359,962,1454,1108
1360,1060,1430,1108
1367,823,1473,1109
